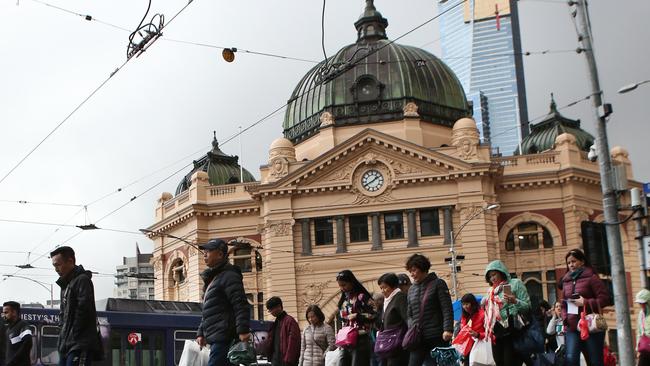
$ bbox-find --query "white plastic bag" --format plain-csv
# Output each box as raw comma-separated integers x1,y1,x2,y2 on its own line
324,348,344,366
469,339,495,366
179,340,210,366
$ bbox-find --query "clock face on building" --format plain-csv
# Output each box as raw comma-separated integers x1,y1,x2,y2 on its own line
361,169,384,192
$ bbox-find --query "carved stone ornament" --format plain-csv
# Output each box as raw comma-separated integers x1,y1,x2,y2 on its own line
403,102,420,117
300,281,332,306
188,246,198,257
459,205,484,221
295,263,314,274
319,111,335,127
264,219,295,237
390,159,423,176
152,258,162,272
269,156,289,179
451,121,480,161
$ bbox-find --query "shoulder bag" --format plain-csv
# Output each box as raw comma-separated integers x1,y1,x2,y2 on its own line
639,312,650,353
402,279,435,351
585,301,608,333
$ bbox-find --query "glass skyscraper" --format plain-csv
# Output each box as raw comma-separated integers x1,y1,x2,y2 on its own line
438,0,529,155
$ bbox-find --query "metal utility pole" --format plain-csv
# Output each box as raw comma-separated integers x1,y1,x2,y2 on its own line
572,0,634,363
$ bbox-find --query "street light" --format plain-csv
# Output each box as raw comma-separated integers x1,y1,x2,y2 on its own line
139,229,202,251
618,80,650,94
3,275,54,308
447,203,500,300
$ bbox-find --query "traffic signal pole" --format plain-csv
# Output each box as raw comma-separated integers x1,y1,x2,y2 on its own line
572,0,634,364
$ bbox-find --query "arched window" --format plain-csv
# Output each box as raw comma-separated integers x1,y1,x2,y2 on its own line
505,221,553,251
231,242,263,273
169,259,186,286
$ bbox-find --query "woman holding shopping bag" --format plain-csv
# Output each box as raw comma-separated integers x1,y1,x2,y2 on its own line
559,249,610,366
457,294,486,366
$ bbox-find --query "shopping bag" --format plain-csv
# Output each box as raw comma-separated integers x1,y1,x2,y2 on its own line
468,339,495,366
179,340,210,366
430,346,461,366
324,348,344,366
451,326,473,356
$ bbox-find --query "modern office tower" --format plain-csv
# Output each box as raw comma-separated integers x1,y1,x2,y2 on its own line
438,0,529,155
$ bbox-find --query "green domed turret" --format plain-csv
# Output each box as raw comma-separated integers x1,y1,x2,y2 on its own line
175,132,256,195
515,94,595,155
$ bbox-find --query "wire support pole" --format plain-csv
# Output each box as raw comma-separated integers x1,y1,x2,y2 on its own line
572,0,634,363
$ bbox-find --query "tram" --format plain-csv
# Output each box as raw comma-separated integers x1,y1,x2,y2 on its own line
20,298,271,366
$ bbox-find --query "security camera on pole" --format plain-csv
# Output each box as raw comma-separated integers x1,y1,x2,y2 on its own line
571,0,634,363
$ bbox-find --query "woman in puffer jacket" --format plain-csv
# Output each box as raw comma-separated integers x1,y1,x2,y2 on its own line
299,305,335,366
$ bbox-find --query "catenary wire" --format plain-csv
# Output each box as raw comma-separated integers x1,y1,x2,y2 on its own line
0,199,83,208
0,0,197,188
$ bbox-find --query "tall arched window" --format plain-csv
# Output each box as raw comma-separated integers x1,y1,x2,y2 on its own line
231,242,263,273
505,221,553,251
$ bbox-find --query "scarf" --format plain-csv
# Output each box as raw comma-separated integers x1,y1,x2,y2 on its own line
484,281,505,343
383,288,401,313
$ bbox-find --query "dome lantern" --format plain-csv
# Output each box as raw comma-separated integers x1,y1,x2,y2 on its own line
354,0,388,42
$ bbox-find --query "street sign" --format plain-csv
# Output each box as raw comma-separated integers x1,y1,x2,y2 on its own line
127,332,141,347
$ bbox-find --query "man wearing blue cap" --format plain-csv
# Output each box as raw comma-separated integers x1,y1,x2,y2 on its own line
195,238,251,366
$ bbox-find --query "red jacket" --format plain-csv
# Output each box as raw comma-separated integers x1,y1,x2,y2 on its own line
560,266,611,331
460,308,486,352
265,312,301,365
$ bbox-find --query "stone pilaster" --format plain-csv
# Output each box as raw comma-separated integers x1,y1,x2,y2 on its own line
336,216,347,253
301,219,312,256
371,213,382,250
406,209,418,247
443,206,453,245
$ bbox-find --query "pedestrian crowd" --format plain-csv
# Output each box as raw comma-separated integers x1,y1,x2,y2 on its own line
3,243,650,366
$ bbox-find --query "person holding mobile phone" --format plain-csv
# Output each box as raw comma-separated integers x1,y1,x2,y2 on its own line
482,260,531,366
559,249,610,366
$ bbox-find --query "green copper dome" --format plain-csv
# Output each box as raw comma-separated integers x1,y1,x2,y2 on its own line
176,132,256,195
283,0,470,143
515,95,595,155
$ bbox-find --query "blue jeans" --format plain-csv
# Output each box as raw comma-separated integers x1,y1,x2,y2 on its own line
58,351,91,366
564,330,605,366
208,341,233,366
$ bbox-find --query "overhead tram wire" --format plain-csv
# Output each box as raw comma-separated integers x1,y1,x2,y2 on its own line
27,0,317,64
0,0,198,188
0,199,84,208
18,0,472,275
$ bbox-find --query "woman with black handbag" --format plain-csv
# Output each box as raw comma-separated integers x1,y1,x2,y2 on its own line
403,254,454,366
336,270,376,366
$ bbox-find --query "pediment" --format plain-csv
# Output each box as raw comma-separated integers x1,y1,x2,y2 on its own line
266,129,488,192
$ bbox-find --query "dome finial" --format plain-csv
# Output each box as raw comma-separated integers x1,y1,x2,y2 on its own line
212,130,219,150
355,0,388,42
549,92,557,112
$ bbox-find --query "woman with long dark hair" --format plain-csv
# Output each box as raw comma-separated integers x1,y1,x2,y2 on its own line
336,270,376,366
459,293,485,366
559,249,610,366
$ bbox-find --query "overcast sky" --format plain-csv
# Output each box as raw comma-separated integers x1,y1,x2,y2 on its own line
0,0,647,304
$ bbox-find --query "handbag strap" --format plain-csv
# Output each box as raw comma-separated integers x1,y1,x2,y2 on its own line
418,279,436,323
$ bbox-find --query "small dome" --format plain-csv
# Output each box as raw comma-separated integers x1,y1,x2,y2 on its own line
282,0,470,143
270,137,294,150
453,118,478,130
175,132,256,195
515,94,595,155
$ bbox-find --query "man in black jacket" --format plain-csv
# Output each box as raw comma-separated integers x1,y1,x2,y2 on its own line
2,301,32,366
196,239,251,366
51,246,101,366
0,310,6,366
